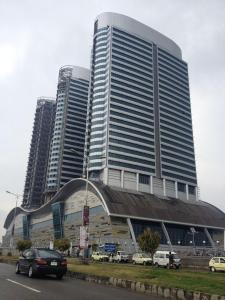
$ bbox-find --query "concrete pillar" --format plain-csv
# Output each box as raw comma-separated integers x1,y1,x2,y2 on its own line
204,228,216,249
175,181,178,199
121,170,124,188
195,186,198,201
127,218,138,252
136,173,139,192
186,184,189,200
163,178,166,196
161,222,173,251
150,176,153,194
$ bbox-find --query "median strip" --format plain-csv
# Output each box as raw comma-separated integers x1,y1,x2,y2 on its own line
6,279,41,293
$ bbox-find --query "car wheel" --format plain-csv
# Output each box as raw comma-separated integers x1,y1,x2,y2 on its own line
28,266,34,278
132,260,136,265
210,266,216,272
15,263,20,274
56,274,63,280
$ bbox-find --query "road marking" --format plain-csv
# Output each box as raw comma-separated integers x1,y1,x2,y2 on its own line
6,279,41,293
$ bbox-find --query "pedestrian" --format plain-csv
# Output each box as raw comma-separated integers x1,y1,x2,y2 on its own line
168,252,174,269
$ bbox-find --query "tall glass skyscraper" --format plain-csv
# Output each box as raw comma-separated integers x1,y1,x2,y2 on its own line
46,66,89,194
86,12,197,201
23,98,56,208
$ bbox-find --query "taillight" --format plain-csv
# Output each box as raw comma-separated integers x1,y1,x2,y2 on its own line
35,258,47,265
61,259,67,267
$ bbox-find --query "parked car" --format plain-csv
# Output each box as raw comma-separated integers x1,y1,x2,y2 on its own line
111,251,129,263
209,257,225,272
132,253,152,265
153,251,181,269
91,252,109,262
16,248,67,279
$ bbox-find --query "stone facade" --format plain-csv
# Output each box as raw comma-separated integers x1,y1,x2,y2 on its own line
2,186,134,251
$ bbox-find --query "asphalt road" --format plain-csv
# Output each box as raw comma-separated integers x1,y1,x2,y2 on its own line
0,263,164,300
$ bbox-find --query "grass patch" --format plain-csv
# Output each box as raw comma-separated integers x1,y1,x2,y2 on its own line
0,255,18,265
68,261,225,296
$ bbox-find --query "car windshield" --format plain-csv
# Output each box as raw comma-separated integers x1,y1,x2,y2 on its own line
37,249,62,259
119,252,125,255
142,254,150,258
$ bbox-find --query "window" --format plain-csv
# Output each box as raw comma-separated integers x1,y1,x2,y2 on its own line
139,174,150,185
188,185,195,195
178,182,186,192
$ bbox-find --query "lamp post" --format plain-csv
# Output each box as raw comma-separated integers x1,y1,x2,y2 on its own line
6,191,22,250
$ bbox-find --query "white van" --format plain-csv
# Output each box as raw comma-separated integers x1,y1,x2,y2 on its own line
153,251,181,269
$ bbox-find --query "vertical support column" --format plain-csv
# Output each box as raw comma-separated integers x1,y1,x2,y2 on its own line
204,228,216,249
104,167,108,185
161,222,173,251
136,173,139,192
224,230,225,251
150,176,153,194
121,170,124,188
186,184,189,200
175,181,178,199
195,186,198,201
127,218,138,252
163,179,166,196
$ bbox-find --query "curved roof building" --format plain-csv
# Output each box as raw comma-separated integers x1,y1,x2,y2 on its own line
3,179,225,253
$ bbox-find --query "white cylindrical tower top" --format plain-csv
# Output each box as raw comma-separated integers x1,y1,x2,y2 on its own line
95,12,182,59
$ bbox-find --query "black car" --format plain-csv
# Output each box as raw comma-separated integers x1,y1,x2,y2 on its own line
16,248,67,279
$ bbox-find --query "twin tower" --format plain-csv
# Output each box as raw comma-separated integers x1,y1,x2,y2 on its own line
23,12,198,209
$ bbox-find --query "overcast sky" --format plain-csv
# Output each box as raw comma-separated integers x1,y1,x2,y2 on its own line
0,0,225,240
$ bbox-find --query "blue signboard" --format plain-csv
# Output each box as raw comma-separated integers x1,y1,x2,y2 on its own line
104,243,116,253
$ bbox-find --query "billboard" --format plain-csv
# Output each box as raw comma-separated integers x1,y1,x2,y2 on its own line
104,243,117,253
82,205,89,226
80,226,88,249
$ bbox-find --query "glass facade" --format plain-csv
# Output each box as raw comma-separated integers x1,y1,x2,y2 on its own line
52,202,64,239
46,66,89,192
22,215,30,240
23,98,56,208
158,48,197,185
86,14,197,196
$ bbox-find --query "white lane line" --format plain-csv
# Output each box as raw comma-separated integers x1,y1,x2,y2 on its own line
6,279,41,293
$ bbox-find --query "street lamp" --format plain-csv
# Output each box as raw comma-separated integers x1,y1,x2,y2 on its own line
6,191,22,250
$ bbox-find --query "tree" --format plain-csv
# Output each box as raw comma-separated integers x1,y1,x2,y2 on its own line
54,238,70,252
138,229,161,259
16,240,32,252
92,243,98,252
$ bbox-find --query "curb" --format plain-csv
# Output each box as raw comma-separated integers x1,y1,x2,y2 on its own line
1,259,224,300
66,270,225,300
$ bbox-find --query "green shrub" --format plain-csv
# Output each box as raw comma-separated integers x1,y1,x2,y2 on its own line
138,228,160,259
54,238,70,252
16,240,32,252
92,243,98,252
